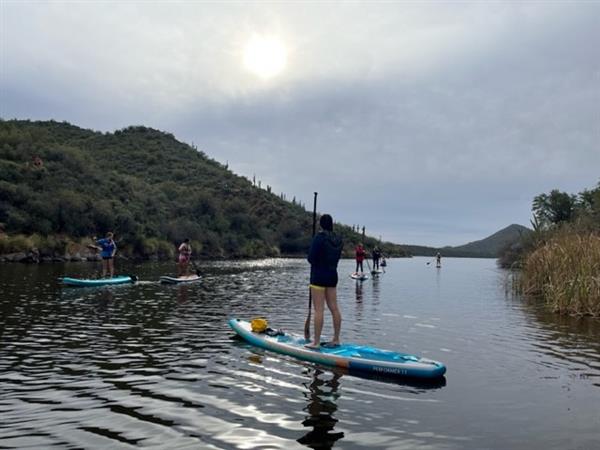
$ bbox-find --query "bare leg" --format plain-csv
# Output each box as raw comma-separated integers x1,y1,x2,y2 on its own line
108,259,114,277
306,287,325,348
325,287,342,345
101,259,107,278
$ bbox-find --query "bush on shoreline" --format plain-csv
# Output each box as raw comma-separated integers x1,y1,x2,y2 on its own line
504,181,600,317
519,229,600,317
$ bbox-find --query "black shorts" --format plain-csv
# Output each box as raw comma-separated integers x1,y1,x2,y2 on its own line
310,270,338,288
102,256,114,260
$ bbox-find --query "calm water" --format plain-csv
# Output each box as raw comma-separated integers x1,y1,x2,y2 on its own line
1,257,599,449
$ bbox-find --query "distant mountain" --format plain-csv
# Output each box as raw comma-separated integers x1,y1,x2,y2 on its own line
402,224,532,258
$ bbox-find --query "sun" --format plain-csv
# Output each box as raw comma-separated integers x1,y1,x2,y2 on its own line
243,35,287,79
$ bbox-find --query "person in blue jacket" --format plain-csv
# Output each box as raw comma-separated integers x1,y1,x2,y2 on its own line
306,214,343,349
95,232,117,278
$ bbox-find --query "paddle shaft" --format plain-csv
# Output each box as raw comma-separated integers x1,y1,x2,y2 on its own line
361,227,372,272
304,192,318,340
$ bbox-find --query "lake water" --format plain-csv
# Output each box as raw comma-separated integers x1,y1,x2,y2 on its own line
1,257,599,449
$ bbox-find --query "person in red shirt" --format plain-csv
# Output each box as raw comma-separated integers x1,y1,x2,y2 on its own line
355,243,366,274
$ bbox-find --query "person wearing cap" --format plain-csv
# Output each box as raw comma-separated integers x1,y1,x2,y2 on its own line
306,214,344,349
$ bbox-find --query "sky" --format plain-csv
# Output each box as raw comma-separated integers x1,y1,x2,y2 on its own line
1,1,599,246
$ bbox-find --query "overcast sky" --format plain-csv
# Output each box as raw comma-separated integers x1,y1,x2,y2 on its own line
1,1,598,246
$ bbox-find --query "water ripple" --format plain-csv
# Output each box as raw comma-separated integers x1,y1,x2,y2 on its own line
1,258,599,449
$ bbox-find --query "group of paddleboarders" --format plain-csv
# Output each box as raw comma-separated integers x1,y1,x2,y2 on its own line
92,232,194,278
352,243,386,276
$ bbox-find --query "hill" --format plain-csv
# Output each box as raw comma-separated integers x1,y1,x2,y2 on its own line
402,224,532,258
0,119,409,260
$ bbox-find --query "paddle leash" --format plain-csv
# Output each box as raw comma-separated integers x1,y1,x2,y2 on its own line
191,258,201,276
304,191,318,340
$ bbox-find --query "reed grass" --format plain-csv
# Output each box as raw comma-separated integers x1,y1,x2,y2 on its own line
520,230,600,317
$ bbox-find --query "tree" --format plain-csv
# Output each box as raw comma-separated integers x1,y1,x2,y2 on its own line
532,189,576,228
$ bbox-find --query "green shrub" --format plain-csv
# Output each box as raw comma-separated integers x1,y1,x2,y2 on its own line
0,234,33,253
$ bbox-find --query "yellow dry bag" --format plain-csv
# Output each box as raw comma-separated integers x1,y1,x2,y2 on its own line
251,317,268,333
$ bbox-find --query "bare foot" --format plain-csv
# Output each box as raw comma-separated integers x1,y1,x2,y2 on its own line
304,343,320,350
322,341,340,348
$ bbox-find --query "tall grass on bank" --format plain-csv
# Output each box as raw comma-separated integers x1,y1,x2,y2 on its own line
520,231,600,317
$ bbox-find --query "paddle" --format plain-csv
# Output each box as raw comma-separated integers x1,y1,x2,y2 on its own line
360,227,372,275
304,192,318,341
190,258,202,277
365,253,374,274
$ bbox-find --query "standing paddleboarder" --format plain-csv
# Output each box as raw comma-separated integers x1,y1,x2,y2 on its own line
178,238,192,277
306,214,343,349
372,246,382,270
355,243,366,275
95,232,117,278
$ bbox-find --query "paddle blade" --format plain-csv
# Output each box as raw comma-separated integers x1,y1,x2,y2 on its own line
304,289,312,340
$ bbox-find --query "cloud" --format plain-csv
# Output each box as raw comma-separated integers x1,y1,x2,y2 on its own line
1,1,598,245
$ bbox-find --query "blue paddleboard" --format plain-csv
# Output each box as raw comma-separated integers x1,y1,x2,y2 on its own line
229,319,446,379
60,275,136,287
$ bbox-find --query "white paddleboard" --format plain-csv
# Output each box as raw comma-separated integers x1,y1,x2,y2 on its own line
159,275,202,284
350,273,369,281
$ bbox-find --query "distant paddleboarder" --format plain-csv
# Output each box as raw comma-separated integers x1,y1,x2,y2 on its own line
94,232,117,278
355,243,366,275
178,238,192,276
436,252,442,268
372,246,382,270
306,214,343,349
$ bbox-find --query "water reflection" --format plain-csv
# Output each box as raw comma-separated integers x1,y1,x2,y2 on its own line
371,276,380,307
2,259,600,450
297,368,344,449
513,291,600,386
177,285,189,304
355,282,363,303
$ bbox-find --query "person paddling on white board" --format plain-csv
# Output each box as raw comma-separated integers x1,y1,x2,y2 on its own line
436,252,442,268
94,232,116,278
178,238,192,277
372,246,382,270
354,243,366,276
306,214,343,349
